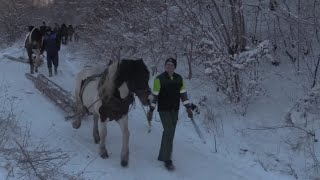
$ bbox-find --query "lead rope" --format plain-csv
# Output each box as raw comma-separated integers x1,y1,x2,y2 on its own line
139,99,151,133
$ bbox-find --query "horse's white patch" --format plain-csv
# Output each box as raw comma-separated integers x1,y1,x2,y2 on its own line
98,120,107,148
32,54,37,60
99,62,119,98
118,82,129,99
31,49,41,67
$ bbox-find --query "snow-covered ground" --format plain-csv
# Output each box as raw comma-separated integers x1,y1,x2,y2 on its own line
0,42,296,180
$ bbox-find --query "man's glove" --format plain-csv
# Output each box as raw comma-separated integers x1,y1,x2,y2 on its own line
147,110,153,121
187,108,193,119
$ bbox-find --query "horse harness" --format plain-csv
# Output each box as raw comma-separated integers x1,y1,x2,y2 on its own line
78,62,120,114
79,71,104,113
78,61,139,121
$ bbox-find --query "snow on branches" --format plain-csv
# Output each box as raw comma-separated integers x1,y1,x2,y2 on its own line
286,85,320,126
231,40,274,69
204,40,273,108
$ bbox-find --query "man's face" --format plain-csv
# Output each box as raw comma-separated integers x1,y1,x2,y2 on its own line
165,62,175,74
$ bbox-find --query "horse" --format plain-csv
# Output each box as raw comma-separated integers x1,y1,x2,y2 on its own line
73,59,151,167
25,27,43,74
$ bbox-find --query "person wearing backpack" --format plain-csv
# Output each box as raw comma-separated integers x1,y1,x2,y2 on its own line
41,26,61,77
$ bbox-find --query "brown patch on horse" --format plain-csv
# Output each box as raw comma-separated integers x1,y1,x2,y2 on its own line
99,91,134,121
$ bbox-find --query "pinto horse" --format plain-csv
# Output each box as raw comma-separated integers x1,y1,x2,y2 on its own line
25,27,43,74
73,59,151,167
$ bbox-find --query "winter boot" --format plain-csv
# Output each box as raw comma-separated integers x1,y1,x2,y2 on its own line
164,160,175,171
54,67,58,75
48,68,53,77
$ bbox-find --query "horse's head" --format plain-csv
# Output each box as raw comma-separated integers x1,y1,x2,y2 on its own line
31,49,42,67
116,59,151,106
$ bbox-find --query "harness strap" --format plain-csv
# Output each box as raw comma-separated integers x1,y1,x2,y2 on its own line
78,61,121,115
79,72,104,111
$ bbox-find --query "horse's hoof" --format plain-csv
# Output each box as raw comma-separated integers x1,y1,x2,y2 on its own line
72,121,81,129
121,160,128,167
100,152,109,159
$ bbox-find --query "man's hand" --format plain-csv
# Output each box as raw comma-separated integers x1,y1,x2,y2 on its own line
147,110,153,121
187,108,193,119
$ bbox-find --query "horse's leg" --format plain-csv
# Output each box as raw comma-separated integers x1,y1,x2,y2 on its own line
93,113,100,144
98,118,109,159
30,62,34,74
27,50,34,74
34,63,38,73
117,114,130,167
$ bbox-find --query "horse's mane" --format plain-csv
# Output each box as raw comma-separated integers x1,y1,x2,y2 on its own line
114,59,149,89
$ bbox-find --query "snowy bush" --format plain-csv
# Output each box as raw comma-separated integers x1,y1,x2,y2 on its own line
205,40,273,108
0,82,74,180
0,82,18,149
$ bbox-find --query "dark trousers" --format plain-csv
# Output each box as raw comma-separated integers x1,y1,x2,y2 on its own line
46,54,59,69
158,111,178,161
61,35,68,44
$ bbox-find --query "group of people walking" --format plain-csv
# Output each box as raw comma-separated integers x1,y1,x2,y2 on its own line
25,22,77,77
39,22,76,44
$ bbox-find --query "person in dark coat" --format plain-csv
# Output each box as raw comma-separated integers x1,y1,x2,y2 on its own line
53,23,62,45
28,25,34,32
147,58,194,171
53,23,60,33
39,22,47,36
60,23,68,45
41,26,61,77
67,25,75,42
